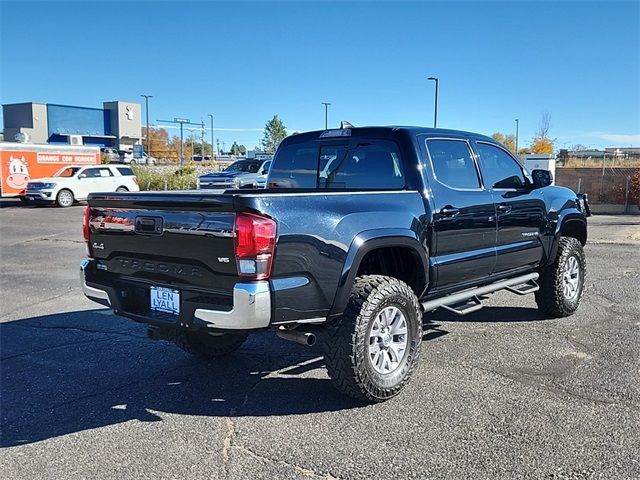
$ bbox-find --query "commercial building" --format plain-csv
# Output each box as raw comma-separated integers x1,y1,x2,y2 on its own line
2,101,142,151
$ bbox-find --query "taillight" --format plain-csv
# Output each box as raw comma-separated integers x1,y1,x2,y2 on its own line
83,206,91,255
132,176,138,185
234,212,276,280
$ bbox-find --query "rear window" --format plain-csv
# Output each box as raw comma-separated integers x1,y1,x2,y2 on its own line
116,167,135,176
268,139,405,189
268,143,318,188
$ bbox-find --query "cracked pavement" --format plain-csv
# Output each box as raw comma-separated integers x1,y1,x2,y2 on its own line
1,200,639,479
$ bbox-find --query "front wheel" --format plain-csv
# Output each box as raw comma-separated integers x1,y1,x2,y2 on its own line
323,275,423,403
175,331,248,357
535,237,586,317
56,189,74,207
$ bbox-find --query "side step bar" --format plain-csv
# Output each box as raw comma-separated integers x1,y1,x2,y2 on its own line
422,272,540,316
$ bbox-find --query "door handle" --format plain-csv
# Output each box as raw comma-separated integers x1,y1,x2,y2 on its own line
497,204,512,214
440,206,460,217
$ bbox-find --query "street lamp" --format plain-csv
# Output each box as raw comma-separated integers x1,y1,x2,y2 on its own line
141,94,153,154
207,114,215,156
427,77,438,128
322,102,331,130
515,118,519,154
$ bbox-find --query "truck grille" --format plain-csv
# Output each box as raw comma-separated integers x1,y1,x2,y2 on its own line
199,181,234,189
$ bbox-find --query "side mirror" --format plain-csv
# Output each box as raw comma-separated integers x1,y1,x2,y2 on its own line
261,169,268,175
531,169,553,188
78,173,87,179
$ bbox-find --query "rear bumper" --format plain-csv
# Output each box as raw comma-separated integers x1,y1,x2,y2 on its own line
80,259,271,330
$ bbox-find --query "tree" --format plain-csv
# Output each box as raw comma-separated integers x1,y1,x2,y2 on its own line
530,137,554,154
530,111,556,154
491,132,505,144
229,142,247,155
491,132,517,154
261,115,287,154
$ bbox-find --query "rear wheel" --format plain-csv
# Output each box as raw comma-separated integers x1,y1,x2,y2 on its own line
56,189,74,207
175,331,248,357
323,275,423,402
116,186,128,192
536,237,586,317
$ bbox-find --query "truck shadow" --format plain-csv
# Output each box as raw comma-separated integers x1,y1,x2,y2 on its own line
1,309,448,447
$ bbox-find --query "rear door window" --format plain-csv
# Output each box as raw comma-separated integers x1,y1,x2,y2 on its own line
83,167,113,178
426,139,481,190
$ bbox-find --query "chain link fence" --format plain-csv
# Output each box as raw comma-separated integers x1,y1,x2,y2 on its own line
555,167,640,213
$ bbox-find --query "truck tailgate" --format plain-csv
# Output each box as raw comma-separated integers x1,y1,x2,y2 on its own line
87,192,239,296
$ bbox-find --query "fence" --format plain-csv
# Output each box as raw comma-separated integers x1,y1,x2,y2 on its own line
555,167,639,213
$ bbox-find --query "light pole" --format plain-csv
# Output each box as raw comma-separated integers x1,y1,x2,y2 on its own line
427,77,438,128
141,94,153,154
201,120,205,160
207,114,215,156
322,102,331,130
515,118,519,154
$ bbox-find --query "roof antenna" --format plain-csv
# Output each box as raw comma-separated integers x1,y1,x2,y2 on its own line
340,121,354,129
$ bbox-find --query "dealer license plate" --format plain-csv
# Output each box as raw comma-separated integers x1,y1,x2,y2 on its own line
150,286,180,315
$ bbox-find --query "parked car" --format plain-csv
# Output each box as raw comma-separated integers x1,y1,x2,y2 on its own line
100,147,119,163
119,150,157,165
23,164,139,207
80,126,589,402
197,159,270,189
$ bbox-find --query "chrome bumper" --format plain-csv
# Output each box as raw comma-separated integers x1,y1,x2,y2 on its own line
80,259,111,306
194,282,271,329
80,259,271,329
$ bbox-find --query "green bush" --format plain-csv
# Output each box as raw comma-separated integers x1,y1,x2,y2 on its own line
133,166,198,191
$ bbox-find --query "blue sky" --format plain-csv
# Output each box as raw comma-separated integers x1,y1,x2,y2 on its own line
1,0,639,150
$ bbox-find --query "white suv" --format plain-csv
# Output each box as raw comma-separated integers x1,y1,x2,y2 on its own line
23,165,140,207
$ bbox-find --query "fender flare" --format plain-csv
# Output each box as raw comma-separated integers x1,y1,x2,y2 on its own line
546,211,587,266
327,228,429,319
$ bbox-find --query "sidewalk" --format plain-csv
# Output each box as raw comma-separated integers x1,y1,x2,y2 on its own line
587,214,640,245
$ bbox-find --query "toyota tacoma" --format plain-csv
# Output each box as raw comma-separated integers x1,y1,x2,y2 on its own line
80,126,589,402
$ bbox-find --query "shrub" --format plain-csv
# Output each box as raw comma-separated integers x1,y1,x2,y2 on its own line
132,166,197,191
631,168,640,206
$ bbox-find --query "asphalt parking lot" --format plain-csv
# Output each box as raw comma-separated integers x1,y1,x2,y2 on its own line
1,200,639,479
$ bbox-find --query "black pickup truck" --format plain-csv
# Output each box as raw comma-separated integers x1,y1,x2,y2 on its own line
81,126,589,402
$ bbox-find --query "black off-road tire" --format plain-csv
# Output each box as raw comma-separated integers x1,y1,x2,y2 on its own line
535,236,586,318
175,331,248,357
322,275,423,403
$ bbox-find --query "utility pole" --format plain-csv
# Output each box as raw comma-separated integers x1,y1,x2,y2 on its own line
141,94,153,154
157,117,200,165
216,139,220,154
515,118,519,154
322,102,331,129
207,114,215,156
427,77,438,128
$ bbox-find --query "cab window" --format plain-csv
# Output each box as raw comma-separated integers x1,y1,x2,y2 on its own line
426,139,481,190
475,142,525,189
318,141,404,189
